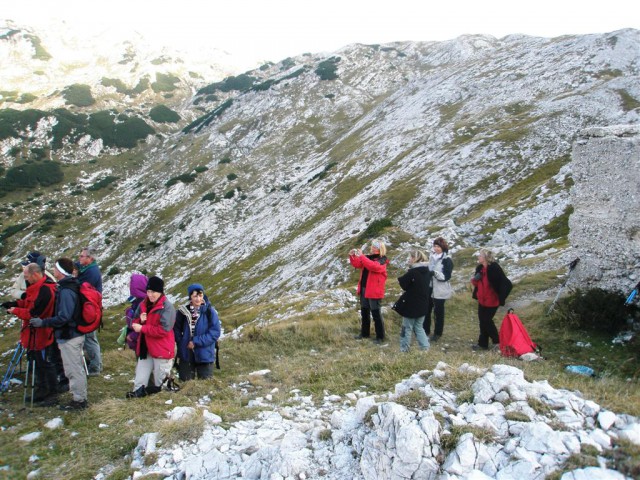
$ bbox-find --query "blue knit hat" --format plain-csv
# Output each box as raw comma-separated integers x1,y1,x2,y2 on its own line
187,283,205,297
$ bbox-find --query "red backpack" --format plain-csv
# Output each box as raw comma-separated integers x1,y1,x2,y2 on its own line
76,282,103,334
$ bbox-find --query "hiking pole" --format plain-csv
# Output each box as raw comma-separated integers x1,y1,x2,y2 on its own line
547,258,580,315
625,281,640,306
1,343,24,393
24,327,36,407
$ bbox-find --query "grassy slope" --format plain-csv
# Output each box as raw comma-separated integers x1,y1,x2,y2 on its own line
0,277,638,479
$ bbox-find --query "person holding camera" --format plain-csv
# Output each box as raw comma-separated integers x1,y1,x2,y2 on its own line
349,239,389,344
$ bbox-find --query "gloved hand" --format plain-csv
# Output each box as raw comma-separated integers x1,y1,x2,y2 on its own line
1,301,18,309
433,271,445,281
29,317,44,328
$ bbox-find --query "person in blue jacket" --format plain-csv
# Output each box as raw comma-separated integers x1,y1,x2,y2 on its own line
174,283,221,381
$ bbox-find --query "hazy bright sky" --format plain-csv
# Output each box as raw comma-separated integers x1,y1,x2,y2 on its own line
4,0,639,64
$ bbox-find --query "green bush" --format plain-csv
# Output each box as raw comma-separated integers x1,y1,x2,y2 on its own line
62,84,95,107
194,166,208,173
87,176,119,191
315,57,341,81
196,74,256,95
227,173,238,181
0,161,64,195
149,105,180,123
357,217,393,243
550,288,634,334
151,73,180,93
201,192,216,202
165,173,197,187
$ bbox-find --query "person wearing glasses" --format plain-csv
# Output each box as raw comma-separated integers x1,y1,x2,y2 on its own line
77,247,103,376
174,283,221,381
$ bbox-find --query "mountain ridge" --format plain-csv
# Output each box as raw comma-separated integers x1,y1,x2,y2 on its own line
0,26,638,309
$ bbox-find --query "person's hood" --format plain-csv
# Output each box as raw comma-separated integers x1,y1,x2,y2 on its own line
129,273,148,299
410,262,430,269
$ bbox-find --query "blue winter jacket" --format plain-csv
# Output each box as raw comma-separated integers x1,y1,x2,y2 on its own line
77,262,103,293
42,276,83,341
174,298,221,364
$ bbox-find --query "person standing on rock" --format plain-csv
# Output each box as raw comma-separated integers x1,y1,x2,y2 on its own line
424,237,453,342
127,276,176,398
394,249,431,352
470,249,510,351
349,239,389,344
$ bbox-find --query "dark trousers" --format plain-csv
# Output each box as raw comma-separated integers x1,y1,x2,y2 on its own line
478,305,500,348
360,296,385,340
423,298,446,337
28,345,58,397
177,350,213,381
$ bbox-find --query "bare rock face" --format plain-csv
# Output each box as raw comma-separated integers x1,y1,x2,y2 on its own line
569,125,640,291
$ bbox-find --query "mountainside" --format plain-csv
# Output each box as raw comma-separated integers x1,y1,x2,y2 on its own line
0,26,639,309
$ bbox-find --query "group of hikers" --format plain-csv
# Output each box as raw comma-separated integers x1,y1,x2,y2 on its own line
2,249,221,411
3,238,512,410
349,238,511,352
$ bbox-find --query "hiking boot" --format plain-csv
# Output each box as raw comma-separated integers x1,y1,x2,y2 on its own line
471,344,488,351
373,338,385,345
430,335,441,342
87,371,101,377
35,394,59,407
126,386,147,399
59,399,88,411
354,334,369,340
146,385,162,395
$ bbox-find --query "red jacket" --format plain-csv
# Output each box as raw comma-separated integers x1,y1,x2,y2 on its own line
350,254,389,299
13,276,56,350
134,295,176,359
471,266,500,307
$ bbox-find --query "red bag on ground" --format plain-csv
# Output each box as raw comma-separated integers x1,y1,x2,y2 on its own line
499,309,537,357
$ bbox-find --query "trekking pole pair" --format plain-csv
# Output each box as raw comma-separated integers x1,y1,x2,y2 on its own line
547,258,580,315
1,342,24,393
23,326,37,407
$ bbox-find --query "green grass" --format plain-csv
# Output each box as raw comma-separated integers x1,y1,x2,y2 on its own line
0,278,639,478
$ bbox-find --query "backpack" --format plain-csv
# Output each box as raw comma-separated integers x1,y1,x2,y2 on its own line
123,301,141,350
76,282,103,334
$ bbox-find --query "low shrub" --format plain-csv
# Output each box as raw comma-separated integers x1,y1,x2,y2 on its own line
549,288,634,334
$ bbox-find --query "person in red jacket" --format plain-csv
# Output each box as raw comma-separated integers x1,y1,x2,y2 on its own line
127,276,176,398
4,263,57,404
470,249,510,350
349,239,389,344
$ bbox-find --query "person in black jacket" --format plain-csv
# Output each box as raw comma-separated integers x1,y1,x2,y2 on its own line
394,249,431,352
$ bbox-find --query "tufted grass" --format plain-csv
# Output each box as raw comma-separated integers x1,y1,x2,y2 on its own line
0,281,638,478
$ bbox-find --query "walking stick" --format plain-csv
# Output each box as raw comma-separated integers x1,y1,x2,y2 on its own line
23,326,37,407
547,258,580,315
1,343,24,393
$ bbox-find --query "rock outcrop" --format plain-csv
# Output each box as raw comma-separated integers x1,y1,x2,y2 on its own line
569,125,640,291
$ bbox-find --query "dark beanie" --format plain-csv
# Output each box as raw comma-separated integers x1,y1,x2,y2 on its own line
146,276,164,294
